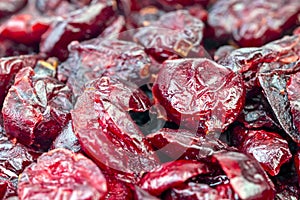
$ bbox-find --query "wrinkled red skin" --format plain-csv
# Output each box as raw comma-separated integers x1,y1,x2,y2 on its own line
133,10,205,62
146,128,230,161
104,174,133,200
0,55,39,108
50,121,81,152
287,71,300,138
72,76,159,183
163,182,237,200
232,128,292,176
157,0,209,8
40,2,116,60
138,160,211,196
58,39,151,99
0,120,40,199
152,58,245,134
0,0,27,19
18,148,107,200
213,45,236,62
219,34,300,92
212,151,275,200
99,15,126,39
208,0,300,47
2,67,73,150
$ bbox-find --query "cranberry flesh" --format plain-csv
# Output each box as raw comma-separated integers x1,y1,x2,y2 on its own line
208,0,300,47
18,148,107,200
152,58,245,134
2,66,73,150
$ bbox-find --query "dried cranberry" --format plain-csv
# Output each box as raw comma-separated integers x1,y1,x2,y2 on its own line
0,0,27,19
138,160,211,196
233,128,292,176
157,0,209,8
40,2,116,60
295,150,300,185
146,128,230,161
213,45,236,62
208,0,300,47
99,15,126,39
212,151,275,199
50,121,81,152
58,39,151,98
152,58,245,134
258,71,300,143
2,64,73,150
104,174,133,199
72,76,159,182
18,148,107,199
128,6,165,28
133,10,205,62
0,55,39,108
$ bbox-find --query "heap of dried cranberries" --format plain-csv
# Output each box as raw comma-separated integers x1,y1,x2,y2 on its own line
0,0,299,199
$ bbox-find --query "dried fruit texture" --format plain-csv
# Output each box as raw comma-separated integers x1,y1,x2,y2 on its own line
152,58,245,134
162,182,236,200
50,121,81,152
157,0,209,9
208,0,300,47
133,10,205,62
2,66,73,150
237,90,281,130
287,71,300,140
40,1,116,60
219,34,300,92
295,150,300,185
104,174,133,199
138,160,210,196
214,45,236,62
232,128,292,176
72,76,159,182
99,15,126,39
0,0,27,19
258,70,300,143
18,148,107,200
58,39,151,99
212,151,275,200
0,118,40,199
0,55,39,108
146,128,230,161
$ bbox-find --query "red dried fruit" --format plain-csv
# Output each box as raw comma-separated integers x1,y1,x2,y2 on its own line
99,15,126,39
133,10,205,62
58,39,151,98
233,128,292,176
0,0,27,19
0,55,39,107
287,71,300,138
152,58,245,134
2,65,73,150
146,128,230,161
138,160,210,196
258,70,300,143
208,0,300,47
50,121,81,152
295,150,300,185
0,14,52,45
157,0,209,8
40,2,116,60
72,76,159,182
128,6,165,28
18,148,107,199
212,151,275,200
104,174,133,199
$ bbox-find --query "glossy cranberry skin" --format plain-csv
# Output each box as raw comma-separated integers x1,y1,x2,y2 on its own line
208,0,300,47
0,55,39,108
212,151,275,200
2,66,73,150
18,148,107,200
72,76,159,182
58,39,151,99
146,128,230,161
40,2,116,60
138,160,210,196
152,58,245,134
133,10,205,62
157,0,209,8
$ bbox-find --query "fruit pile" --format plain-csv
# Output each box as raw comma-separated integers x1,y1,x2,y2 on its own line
0,0,299,199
